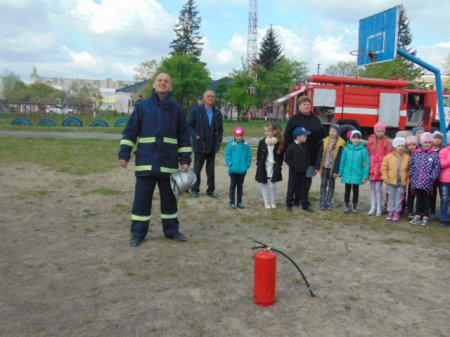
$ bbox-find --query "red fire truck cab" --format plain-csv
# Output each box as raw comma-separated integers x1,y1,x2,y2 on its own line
284,75,450,137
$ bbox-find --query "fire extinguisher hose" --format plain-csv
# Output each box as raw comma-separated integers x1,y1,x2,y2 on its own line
252,240,315,297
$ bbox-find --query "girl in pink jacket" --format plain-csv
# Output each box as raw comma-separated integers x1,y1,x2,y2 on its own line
367,122,392,216
439,135,450,227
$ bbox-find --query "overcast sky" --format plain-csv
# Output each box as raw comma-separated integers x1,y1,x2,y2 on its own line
1,0,449,83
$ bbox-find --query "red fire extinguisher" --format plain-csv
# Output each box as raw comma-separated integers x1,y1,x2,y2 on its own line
253,240,315,307
254,249,277,306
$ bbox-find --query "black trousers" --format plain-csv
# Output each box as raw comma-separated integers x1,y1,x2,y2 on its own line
415,189,431,217
287,172,309,209
192,152,216,194
131,176,179,239
229,173,245,204
344,184,359,204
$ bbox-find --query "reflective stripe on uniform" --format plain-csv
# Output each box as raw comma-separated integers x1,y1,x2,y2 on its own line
138,137,156,143
160,167,178,173
163,137,178,144
131,214,151,221
161,212,178,219
120,139,134,147
136,165,152,172
178,146,192,153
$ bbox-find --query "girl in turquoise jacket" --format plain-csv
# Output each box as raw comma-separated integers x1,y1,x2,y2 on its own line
339,130,370,214
225,126,252,209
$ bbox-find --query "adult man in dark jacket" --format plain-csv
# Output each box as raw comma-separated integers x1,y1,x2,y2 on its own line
188,90,224,197
118,73,192,247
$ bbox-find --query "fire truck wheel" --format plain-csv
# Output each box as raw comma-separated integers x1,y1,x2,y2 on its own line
11,117,32,126
38,118,56,126
63,117,83,127
90,119,109,127
339,124,356,141
114,118,128,127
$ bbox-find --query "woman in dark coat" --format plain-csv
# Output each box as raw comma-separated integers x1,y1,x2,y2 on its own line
255,123,285,209
284,96,325,210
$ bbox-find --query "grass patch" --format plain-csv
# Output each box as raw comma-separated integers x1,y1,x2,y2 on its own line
0,137,118,175
90,188,122,196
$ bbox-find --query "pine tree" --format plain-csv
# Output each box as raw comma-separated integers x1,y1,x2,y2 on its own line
397,4,413,53
258,25,283,71
169,0,203,60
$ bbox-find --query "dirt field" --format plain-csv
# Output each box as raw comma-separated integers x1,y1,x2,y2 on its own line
1,155,449,337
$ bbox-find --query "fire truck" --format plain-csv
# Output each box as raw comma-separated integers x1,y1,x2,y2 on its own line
279,75,450,137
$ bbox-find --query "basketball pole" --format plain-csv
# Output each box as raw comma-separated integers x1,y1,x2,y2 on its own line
397,48,447,144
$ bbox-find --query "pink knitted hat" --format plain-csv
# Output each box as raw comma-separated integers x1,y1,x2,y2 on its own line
374,121,386,131
420,132,433,144
233,126,245,137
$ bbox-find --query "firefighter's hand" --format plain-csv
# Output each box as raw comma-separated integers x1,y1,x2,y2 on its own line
119,160,128,169
180,164,190,172
333,173,338,178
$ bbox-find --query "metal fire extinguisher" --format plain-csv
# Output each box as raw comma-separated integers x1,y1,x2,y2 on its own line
253,240,315,307
254,249,277,306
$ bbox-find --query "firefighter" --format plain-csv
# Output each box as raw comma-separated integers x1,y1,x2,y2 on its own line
118,73,192,247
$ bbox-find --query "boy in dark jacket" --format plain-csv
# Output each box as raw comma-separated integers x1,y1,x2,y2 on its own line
285,127,312,212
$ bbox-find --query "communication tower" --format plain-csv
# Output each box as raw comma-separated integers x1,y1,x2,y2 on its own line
246,0,258,72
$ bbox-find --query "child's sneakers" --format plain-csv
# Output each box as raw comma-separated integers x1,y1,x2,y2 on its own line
270,203,277,209
409,215,422,225
230,202,236,209
344,204,351,214
392,212,400,222
351,204,358,214
420,216,429,227
386,212,394,221
368,208,376,216
238,202,245,209
264,203,271,209
407,212,414,220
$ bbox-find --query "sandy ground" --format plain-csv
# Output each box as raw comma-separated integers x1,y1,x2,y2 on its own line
1,154,449,337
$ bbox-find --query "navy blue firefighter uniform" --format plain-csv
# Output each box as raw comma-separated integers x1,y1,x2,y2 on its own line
118,92,192,239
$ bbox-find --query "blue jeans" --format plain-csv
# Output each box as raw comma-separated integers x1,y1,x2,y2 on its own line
440,183,450,221
320,168,335,208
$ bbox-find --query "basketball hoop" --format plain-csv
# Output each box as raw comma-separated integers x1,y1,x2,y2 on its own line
349,50,377,63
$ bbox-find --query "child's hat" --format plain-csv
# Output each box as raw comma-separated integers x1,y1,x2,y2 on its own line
393,137,407,148
406,135,418,145
233,126,245,136
330,124,340,133
293,127,311,139
350,130,362,138
420,132,433,143
374,121,386,131
411,126,425,136
432,130,444,138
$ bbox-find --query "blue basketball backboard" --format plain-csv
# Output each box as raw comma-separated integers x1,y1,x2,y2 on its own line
357,6,399,66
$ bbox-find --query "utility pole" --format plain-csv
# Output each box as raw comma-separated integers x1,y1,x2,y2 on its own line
317,63,321,75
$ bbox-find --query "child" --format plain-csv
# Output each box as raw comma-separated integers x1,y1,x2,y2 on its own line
405,135,419,219
411,126,425,147
255,123,285,209
438,133,450,227
225,126,252,209
367,121,392,216
409,132,441,226
381,137,411,221
429,131,444,220
315,124,346,210
339,130,370,214
285,127,312,212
